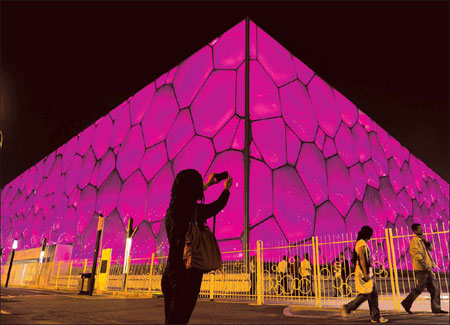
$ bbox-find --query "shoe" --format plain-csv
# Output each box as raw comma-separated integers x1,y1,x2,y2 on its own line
341,305,349,319
401,300,413,314
371,316,389,323
432,309,449,314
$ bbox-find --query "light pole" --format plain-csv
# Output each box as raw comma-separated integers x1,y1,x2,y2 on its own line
122,218,138,290
5,238,18,287
87,215,104,296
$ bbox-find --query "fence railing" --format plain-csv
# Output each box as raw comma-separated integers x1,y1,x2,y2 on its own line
1,223,448,311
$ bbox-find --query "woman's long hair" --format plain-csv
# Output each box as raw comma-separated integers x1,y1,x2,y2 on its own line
168,169,204,220
351,226,373,265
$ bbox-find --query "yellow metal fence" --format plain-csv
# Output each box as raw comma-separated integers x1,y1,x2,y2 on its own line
1,223,448,311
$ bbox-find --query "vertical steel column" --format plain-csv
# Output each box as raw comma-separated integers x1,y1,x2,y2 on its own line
243,17,251,267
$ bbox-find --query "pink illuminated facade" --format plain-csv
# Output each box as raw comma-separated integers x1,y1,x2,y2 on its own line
1,20,449,263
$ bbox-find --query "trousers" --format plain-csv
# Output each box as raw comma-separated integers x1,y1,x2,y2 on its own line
161,269,203,324
402,270,441,312
344,281,381,321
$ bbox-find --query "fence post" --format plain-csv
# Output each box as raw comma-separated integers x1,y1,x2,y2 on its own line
312,237,319,307
55,261,62,288
124,257,131,292
385,228,398,310
148,253,155,295
67,260,73,288
315,237,322,308
256,240,264,305
388,228,401,310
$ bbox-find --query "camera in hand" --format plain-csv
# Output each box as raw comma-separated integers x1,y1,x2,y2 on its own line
213,171,229,182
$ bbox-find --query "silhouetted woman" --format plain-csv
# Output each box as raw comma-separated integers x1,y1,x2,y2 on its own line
161,169,232,324
341,226,388,323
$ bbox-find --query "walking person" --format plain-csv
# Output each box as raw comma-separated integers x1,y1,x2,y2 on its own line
333,256,342,297
401,223,448,314
341,226,389,323
339,252,351,297
161,170,232,324
290,255,301,297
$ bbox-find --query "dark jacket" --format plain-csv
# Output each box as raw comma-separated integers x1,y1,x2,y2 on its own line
165,189,230,273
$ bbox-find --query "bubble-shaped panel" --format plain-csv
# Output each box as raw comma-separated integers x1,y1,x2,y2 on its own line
327,156,355,216
250,60,281,120
76,185,97,235
117,170,147,227
191,70,236,138
250,141,262,160
166,67,178,84
369,133,388,177
64,155,82,196
379,177,398,223
293,57,314,85
117,125,145,180
363,160,379,189
166,110,195,159
96,171,122,217
323,137,336,158
173,136,215,177
335,124,359,167
44,152,56,177
297,143,328,205
214,20,245,69
231,119,245,150
346,201,369,234
156,73,168,88
363,187,386,235
334,89,357,127
257,26,296,87
409,156,424,192
97,150,115,187
173,46,213,108
280,80,317,142
274,166,314,242
358,110,375,132
110,103,131,148
204,151,244,240
46,156,62,195
140,142,168,182
250,217,286,256
308,76,341,138
315,202,345,237
145,163,174,223
397,189,412,218
78,148,96,189
77,124,95,156
376,125,391,159
236,63,245,117
92,115,113,159
286,127,301,165
142,85,179,148
350,163,367,201
388,158,404,194
250,159,272,225
130,82,156,125
401,163,418,199
252,118,286,169
352,124,371,163
213,116,239,153
62,136,78,173
56,207,77,244
131,221,155,259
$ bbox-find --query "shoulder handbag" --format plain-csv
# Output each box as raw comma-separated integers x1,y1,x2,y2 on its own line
354,244,374,294
183,206,222,273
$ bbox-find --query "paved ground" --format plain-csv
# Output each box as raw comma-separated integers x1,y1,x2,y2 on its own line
1,287,449,324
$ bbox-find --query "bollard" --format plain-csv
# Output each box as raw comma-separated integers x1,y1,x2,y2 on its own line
256,240,264,305
55,261,62,288
67,260,73,288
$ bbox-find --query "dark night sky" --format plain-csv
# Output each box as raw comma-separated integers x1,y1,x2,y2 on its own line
1,1,449,188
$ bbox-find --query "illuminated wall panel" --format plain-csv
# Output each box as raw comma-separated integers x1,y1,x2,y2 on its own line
1,20,448,266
